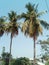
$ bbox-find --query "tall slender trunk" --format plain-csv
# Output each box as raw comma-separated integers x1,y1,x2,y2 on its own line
9,33,12,65
33,35,36,65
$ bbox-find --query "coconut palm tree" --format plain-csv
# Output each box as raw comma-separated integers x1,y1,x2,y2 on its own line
5,11,19,65
21,3,49,65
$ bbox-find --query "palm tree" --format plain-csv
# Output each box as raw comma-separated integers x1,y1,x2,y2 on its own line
5,11,19,65
21,3,49,65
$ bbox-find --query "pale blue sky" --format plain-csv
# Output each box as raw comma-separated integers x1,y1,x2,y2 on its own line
0,0,49,59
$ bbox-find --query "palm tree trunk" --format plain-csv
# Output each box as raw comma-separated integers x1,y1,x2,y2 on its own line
33,35,36,65
9,33,12,65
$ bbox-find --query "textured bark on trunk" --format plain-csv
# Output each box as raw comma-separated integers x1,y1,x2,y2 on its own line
9,33,12,65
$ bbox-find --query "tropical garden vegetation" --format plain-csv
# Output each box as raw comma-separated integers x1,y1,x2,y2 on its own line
0,2,49,65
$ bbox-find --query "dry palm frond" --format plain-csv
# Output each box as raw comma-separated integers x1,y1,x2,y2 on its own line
37,11,47,17
5,22,18,37
38,25,43,34
11,26,18,37
36,19,43,35
21,3,49,40
29,19,39,37
21,20,29,35
36,19,40,24
29,21,34,37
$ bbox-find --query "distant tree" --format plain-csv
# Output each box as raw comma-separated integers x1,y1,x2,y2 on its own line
39,38,49,61
1,47,12,65
2,52,12,65
1,52,12,65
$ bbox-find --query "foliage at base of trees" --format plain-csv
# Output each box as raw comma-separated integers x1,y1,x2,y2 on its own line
11,57,31,65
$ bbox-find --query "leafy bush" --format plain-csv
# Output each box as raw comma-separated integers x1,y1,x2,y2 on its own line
11,57,31,65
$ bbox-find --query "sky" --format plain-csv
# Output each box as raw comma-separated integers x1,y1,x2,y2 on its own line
0,0,49,60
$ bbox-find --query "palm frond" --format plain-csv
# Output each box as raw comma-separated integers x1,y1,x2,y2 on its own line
21,2,49,39
25,3,35,12
21,20,29,35
0,17,5,25
40,20,49,29
21,13,29,19
0,17,6,37
5,22,18,37
38,25,43,34
35,4,38,13
8,11,17,22
37,11,47,17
